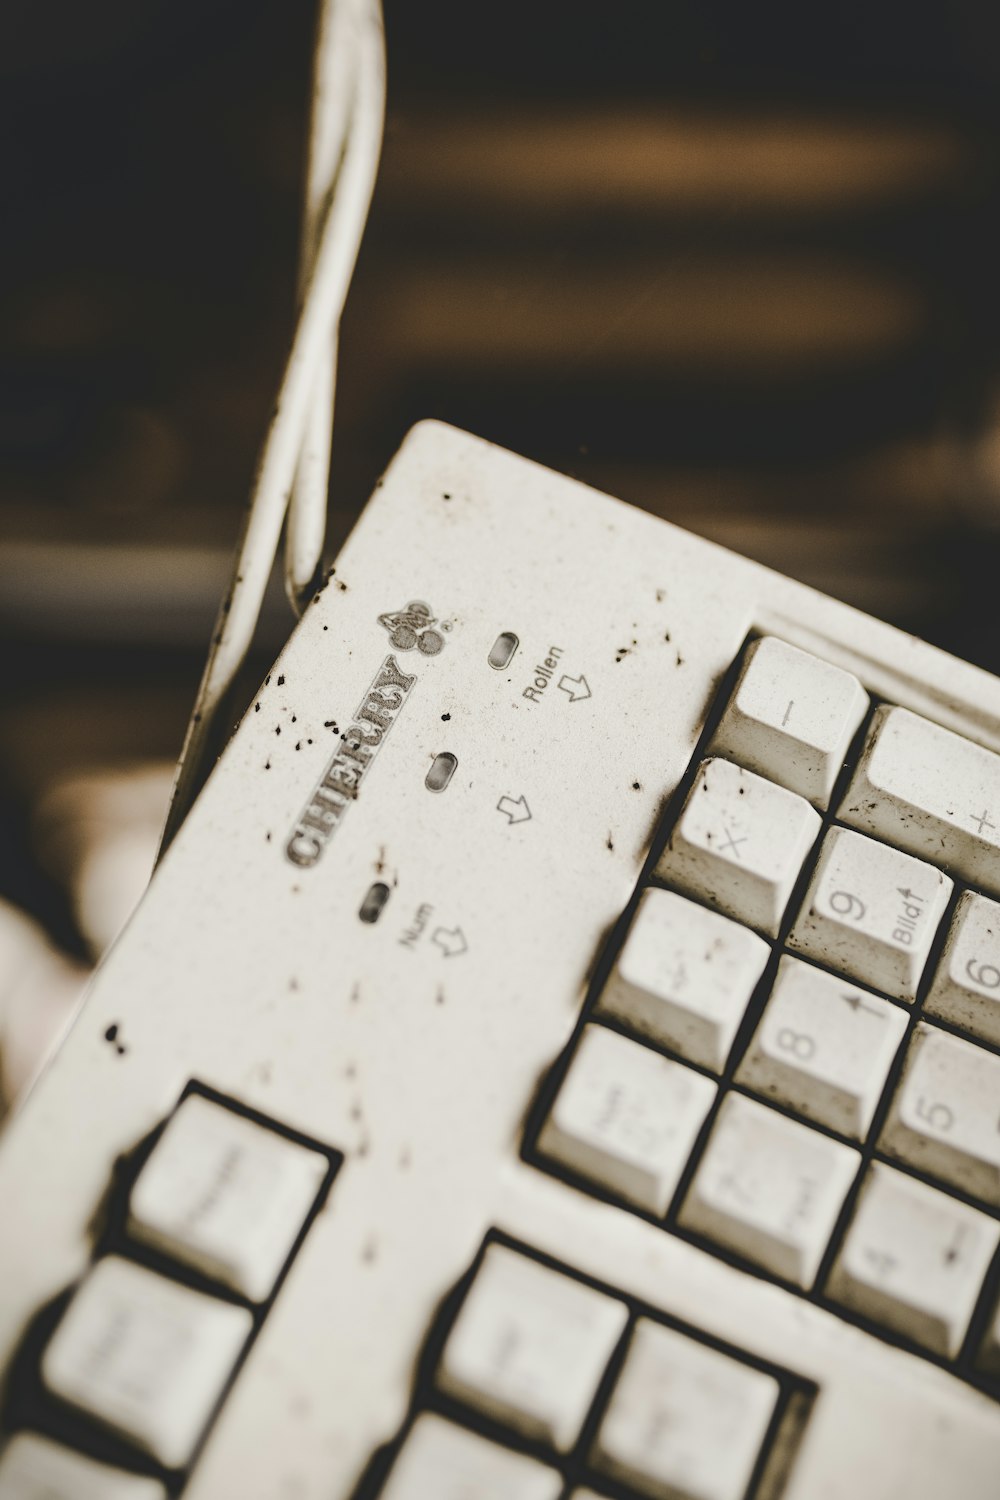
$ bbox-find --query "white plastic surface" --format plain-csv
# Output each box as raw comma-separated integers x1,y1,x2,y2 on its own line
711,635,869,808
679,1093,860,1287
128,1093,329,1301
593,1318,779,1500
1,425,999,1499
379,1414,562,1500
828,1163,999,1357
0,1433,166,1500
656,757,820,936
789,827,952,1000
736,956,908,1139
40,1257,252,1468
925,890,1000,1046
880,1024,1000,1207
841,705,1000,895
599,888,769,1071
538,1023,717,1213
438,1244,628,1452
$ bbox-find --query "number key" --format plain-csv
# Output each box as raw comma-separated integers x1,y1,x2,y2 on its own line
538,1024,717,1214
592,1319,779,1500
438,1245,628,1451
679,1093,860,1288
0,1433,167,1500
788,827,952,1002
40,1257,252,1468
598,888,769,1072
736,957,908,1140
925,890,1000,1047
827,1162,999,1357
380,1416,562,1500
880,1024,1000,1208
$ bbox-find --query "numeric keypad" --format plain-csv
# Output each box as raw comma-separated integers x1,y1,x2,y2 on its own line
530,634,1000,1396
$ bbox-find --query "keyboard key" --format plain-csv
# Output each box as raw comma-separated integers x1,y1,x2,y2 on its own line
827,1163,999,1358
655,757,820,937
438,1244,627,1451
879,1024,1000,1207
735,956,907,1140
538,1024,717,1214
712,636,869,809
0,1433,166,1500
679,1093,860,1287
128,1094,329,1302
925,890,1000,1047
788,827,951,1002
599,888,769,1072
840,705,1000,895
380,1415,562,1500
977,1292,1000,1376
41,1257,252,1468
593,1318,779,1500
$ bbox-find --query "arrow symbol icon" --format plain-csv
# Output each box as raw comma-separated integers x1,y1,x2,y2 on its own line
839,992,883,1018
558,673,591,703
432,926,468,958
497,794,532,824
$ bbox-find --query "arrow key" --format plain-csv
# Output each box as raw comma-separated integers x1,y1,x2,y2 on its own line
735,956,907,1140
828,1163,999,1356
599,888,769,1072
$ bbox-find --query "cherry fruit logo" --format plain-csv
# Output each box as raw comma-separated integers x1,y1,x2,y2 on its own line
377,600,446,655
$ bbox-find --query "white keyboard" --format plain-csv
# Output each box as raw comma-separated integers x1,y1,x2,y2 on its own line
1,421,999,1499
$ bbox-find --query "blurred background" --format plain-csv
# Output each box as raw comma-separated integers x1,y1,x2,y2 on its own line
2,0,1000,1103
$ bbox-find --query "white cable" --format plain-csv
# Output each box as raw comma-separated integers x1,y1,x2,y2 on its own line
285,0,359,613
160,0,385,853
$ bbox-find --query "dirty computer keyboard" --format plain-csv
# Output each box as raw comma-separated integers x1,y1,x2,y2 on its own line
1,421,1000,1500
